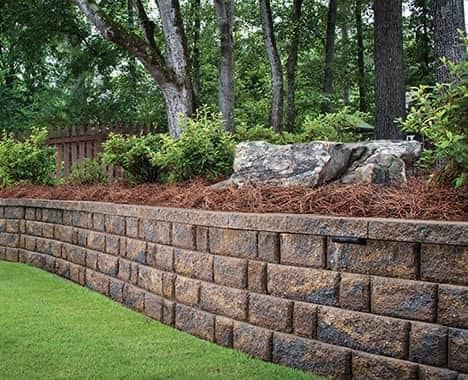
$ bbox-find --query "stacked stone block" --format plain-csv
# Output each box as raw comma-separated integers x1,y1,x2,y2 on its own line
0,199,467,379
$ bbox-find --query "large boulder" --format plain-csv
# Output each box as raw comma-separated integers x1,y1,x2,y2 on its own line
219,140,422,188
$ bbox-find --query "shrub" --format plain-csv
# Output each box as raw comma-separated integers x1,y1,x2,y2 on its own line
66,157,108,185
234,124,299,144
0,128,56,187
152,111,235,182
101,133,165,183
400,55,468,187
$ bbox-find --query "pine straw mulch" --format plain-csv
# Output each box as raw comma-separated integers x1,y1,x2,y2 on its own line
0,177,466,222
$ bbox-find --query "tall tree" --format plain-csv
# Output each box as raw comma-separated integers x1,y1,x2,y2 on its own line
321,0,338,114
285,0,304,131
355,0,367,112
214,0,235,132
191,0,202,109
374,0,405,139
432,0,465,83
74,0,194,137
259,0,284,132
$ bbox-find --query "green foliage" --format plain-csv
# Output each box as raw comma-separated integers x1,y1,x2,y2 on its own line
234,124,299,144
102,133,165,183
152,111,235,182
0,128,56,187
400,55,468,187
66,157,108,185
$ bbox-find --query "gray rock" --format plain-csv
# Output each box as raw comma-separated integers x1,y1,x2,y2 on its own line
221,140,421,188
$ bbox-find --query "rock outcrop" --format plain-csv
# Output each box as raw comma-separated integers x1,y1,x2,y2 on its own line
219,140,422,188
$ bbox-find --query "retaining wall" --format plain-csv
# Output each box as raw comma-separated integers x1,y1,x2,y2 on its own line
0,199,467,379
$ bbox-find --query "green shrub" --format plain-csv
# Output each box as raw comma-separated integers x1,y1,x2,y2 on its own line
101,133,165,182
66,157,108,185
0,128,56,187
234,124,299,144
400,55,468,187
152,111,235,182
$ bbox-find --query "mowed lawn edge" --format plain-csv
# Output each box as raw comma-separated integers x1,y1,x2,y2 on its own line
0,261,320,380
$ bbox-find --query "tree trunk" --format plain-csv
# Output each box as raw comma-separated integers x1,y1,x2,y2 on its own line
127,0,138,113
341,22,350,106
191,0,201,109
75,0,193,137
321,0,338,114
260,0,284,132
374,0,405,139
285,0,303,132
355,0,367,112
214,0,235,132
433,0,465,83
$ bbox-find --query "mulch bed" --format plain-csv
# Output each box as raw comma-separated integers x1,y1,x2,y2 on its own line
0,177,466,221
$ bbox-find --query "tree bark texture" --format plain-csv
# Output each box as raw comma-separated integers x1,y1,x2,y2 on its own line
260,0,284,132
191,0,201,109
321,0,338,114
432,0,465,83
355,0,367,112
74,0,193,137
214,0,235,132
374,0,405,139
285,0,303,132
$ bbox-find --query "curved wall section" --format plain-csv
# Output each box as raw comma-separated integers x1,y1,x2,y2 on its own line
0,199,467,379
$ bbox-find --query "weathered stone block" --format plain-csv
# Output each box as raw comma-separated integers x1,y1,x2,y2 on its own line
69,263,86,285
25,221,43,237
105,235,121,256
55,258,70,278
195,226,209,252
145,293,163,320
249,293,293,333
371,277,437,322
4,207,24,219
41,208,62,224
125,238,147,264
215,316,233,347
109,278,124,302
213,256,247,289
174,249,213,282
86,250,98,270
0,219,5,233
272,332,351,379
86,270,109,295
72,211,91,229
147,244,174,272
137,265,162,295
123,284,145,311
117,258,139,285
97,254,119,277
200,283,248,320
247,260,267,294
105,214,126,235
267,264,339,306
23,236,37,252
162,300,175,326
172,223,195,250
418,365,458,380
328,239,418,280
63,211,73,225
421,244,468,286
42,223,54,239
64,244,87,267
293,302,317,339
410,322,448,367
209,228,257,258
175,276,200,306
352,351,417,380
258,232,280,263
6,220,19,233
87,231,106,252
0,233,19,248
175,304,214,341
339,273,370,312
54,225,75,244
280,233,325,268
438,285,468,329
76,230,88,247
24,207,36,220
19,250,45,269
448,328,468,373
140,219,171,245
5,248,18,262
126,217,139,238
92,213,105,231
162,272,176,299
43,255,56,273
233,322,272,361
317,307,410,359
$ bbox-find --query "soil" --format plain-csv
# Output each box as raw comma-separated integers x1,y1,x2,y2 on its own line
0,177,466,222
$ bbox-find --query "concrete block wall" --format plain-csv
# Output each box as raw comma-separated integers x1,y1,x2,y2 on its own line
0,199,467,379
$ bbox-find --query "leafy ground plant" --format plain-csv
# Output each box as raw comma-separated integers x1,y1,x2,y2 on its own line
0,262,319,380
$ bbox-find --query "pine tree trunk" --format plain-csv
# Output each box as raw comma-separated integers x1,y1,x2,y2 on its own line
321,0,338,114
355,0,367,112
341,22,350,106
260,0,284,132
285,0,303,132
433,0,465,83
374,0,405,140
214,0,235,132
191,0,201,109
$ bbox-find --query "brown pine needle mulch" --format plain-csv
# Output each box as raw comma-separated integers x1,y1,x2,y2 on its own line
0,177,466,221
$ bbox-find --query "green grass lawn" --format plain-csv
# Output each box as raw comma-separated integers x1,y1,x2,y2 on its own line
0,262,318,380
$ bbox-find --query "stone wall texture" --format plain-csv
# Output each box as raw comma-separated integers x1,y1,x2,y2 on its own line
0,198,467,379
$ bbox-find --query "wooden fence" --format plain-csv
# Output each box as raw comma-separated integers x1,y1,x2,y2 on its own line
18,124,158,178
